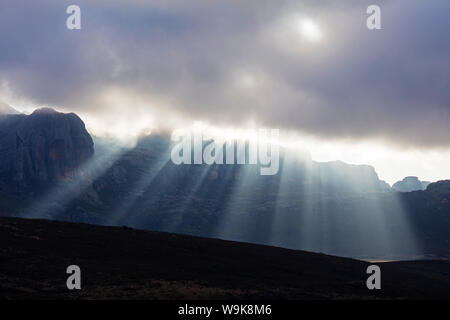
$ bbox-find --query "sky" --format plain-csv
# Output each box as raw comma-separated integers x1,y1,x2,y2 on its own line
0,0,449,184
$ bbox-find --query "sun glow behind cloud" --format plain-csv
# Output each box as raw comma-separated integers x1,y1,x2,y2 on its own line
0,1,448,180
268,13,326,53
297,19,323,42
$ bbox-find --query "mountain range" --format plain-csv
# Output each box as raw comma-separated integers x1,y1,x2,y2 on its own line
0,108,449,260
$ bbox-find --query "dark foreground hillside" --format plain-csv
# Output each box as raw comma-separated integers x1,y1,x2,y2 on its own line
0,217,449,300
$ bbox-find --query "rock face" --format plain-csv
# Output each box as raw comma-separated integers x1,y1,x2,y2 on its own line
0,108,94,193
393,176,430,192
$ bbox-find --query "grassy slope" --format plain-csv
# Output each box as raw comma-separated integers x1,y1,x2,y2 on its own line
0,217,449,299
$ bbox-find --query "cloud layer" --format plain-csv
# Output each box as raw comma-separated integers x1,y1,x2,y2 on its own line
0,0,449,149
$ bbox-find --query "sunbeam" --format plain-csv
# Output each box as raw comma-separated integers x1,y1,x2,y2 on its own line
265,148,423,259
214,165,254,241
108,139,172,225
19,145,127,221
163,164,214,233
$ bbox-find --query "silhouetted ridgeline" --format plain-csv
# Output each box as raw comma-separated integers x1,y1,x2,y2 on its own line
1,217,450,299
0,109,449,260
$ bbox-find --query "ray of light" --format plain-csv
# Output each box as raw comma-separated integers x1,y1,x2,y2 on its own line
126,157,187,229
266,147,422,260
214,165,256,241
213,161,281,243
268,151,309,248
19,146,126,221
162,164,214,233
107,144,172,225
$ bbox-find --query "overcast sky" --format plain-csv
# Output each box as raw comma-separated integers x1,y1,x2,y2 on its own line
1,0,449,183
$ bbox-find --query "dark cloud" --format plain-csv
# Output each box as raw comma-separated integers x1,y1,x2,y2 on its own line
0,0,449,148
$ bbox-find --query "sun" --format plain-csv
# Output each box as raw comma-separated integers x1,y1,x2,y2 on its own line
297,19,323,42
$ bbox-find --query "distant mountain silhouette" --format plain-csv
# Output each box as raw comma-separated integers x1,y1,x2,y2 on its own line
0,108,94,194
0,110,449,260
393,176,430,192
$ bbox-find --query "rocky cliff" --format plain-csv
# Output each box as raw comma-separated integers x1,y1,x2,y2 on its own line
0,108,94,193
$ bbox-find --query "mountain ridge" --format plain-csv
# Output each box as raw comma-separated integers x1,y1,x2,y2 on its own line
0,109,448,260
